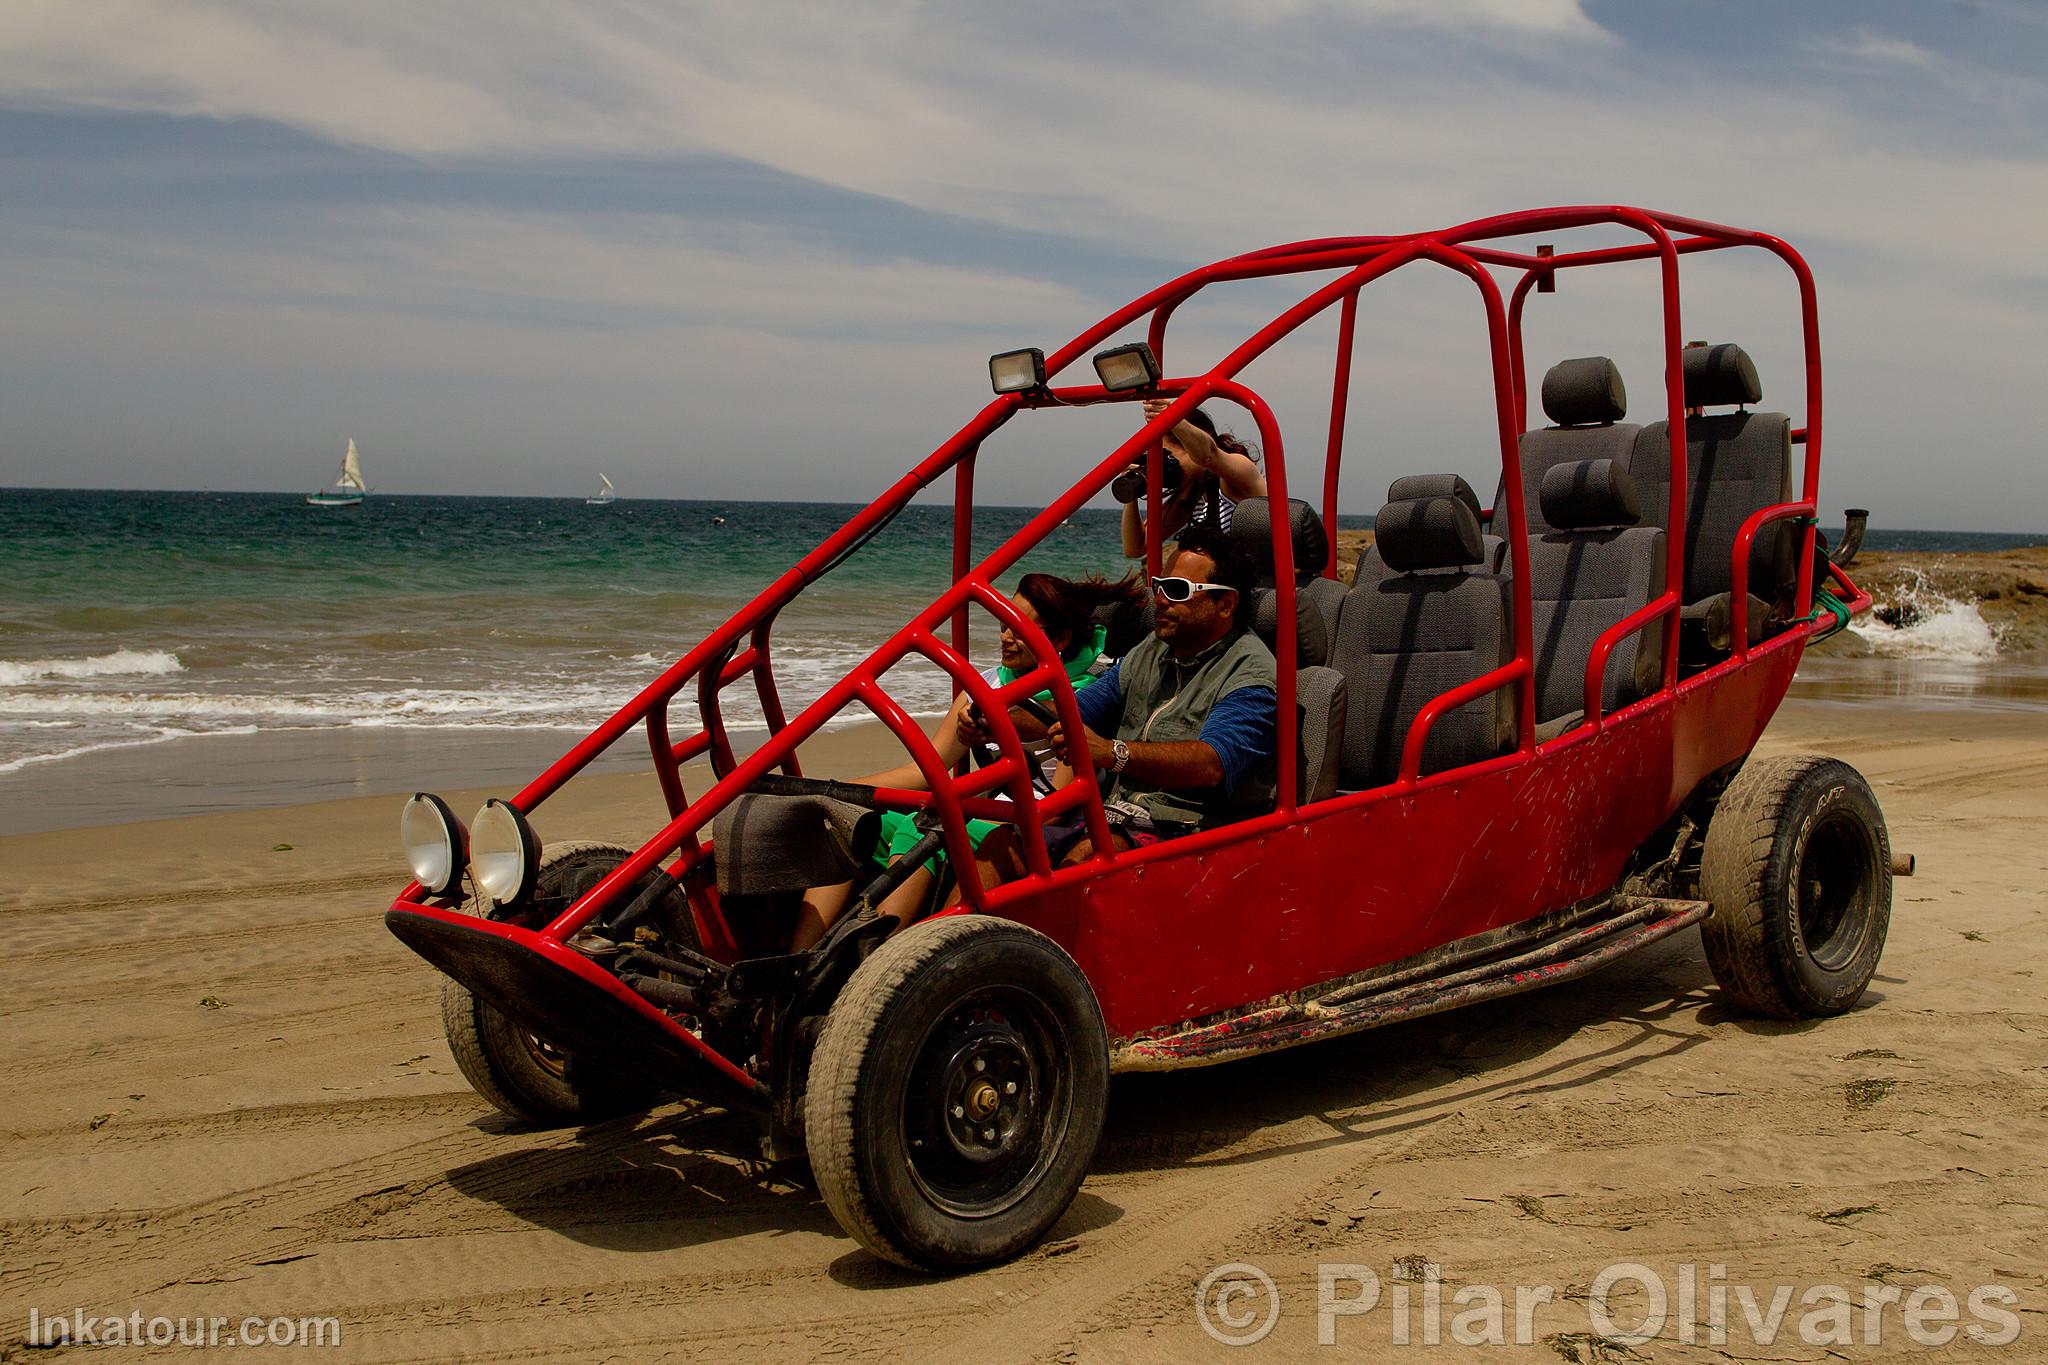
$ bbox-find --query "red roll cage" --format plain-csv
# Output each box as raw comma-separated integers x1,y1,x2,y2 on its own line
391,204,1867,968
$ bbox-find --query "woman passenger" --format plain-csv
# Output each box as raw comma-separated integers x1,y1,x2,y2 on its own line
789,571,1147,950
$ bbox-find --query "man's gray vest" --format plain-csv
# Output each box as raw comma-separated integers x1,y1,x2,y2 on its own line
1104,625,1276,830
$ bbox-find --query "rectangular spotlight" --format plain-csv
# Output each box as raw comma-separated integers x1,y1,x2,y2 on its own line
1092,342,1161,392
989,348,1047,394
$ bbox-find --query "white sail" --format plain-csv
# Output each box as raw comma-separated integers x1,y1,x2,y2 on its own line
337,439,367,492
599,473,616,494
588,471,618,504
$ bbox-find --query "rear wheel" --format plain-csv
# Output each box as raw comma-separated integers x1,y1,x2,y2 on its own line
443,842,695,1125
1699,755,1892,1018
804,916,1108,1270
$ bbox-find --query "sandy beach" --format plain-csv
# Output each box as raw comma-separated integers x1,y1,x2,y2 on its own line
2,688,2043,1362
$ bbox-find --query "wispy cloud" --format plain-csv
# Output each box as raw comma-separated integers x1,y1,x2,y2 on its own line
0,3,2043,527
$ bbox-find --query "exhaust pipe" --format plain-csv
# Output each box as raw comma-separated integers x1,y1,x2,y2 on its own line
1891,851,1915,877
1831,508,1869,568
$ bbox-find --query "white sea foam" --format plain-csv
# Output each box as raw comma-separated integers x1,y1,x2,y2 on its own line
0,725,260,774
0,642,961,773
0,693,349,721
0,649,184,686
1848,574,2002,661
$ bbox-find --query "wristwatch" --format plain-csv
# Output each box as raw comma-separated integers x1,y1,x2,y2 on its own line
1110,739,1132,775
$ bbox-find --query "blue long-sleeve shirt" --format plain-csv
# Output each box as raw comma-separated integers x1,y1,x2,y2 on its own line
1074,657,1277,794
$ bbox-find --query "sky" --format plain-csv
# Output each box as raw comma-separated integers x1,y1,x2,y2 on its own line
0,0,2043,530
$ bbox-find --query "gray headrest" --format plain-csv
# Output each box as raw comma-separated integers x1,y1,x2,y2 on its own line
1250,585,1330,668
1228,496,1330,584
1374,495,1485,573
1682,342,1761,408
1538,459,1641,531
1387,473,1482,525
1541,356,1628,426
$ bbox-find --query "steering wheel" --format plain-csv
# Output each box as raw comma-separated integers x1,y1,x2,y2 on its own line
967,696,1062,796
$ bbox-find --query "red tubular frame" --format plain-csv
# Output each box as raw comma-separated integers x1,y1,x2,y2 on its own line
1730,501,1818,656
389,205,1860,1056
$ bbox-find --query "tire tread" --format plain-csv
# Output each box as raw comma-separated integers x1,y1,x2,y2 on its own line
1699,753,1890,1018
805,915,1108,1270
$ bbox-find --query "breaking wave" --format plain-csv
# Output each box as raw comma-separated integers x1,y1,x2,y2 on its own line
0,649,185,686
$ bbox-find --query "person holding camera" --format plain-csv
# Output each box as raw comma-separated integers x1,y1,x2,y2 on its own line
1116,399,1268,558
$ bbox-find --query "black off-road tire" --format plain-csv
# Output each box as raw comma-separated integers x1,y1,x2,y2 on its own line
1699,755,1892,1018
443,842,687,1125
804,916,1109,1271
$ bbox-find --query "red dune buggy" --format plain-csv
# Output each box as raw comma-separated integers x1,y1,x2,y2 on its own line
385,206,1898,1271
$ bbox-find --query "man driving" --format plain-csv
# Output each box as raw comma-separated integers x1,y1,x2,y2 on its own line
969,525,1278,882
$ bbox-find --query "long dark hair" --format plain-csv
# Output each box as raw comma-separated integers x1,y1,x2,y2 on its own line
1178,406,1255,460
1016,572,1148,658
1170,406,1255,517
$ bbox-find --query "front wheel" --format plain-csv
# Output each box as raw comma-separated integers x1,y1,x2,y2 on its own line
1699,754,1892,1018
443,842,692,1125
804,916,1109,1271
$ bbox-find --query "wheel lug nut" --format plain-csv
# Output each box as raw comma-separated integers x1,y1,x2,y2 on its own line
1004,1081,1017,1094
974,1059,986,1072
951,1105,965,1119
982,1128,995,1141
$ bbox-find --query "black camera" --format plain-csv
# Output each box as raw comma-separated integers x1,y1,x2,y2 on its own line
1110,456,1184,505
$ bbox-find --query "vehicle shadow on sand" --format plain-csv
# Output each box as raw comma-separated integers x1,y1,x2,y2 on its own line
436,936,1882,1265
440,1104,838,1253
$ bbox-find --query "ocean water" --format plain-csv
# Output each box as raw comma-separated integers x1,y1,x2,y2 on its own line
0,487,2040,832
0,490,1155,777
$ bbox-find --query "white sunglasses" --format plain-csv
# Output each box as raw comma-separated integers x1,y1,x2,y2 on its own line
1150,576,1234,603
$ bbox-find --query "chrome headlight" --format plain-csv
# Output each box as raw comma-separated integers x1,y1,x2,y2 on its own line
469,799,539,907
399,792,465,896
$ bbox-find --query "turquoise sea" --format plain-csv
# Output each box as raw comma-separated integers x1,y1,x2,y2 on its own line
0,488,2041,833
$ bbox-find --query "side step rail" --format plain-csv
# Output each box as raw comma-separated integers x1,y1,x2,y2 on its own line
1113,894,1709,1072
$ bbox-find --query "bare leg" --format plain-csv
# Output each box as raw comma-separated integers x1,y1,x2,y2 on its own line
951,826,1034,907
1054,832,1130,867
874,865,936,930
789,879,853,953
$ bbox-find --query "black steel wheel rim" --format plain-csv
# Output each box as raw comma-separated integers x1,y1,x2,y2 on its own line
901,985,1070,1219
1797,809,1876,972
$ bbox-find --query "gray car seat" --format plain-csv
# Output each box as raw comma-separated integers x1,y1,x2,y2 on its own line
1330,494,1515,790
1493,356,1641,539
1628,342,1795,656
1230,496,1341,668
1526,459,1668,736
1355,473,1507,585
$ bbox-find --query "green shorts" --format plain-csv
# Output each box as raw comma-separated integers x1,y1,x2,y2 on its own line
874,808,999,873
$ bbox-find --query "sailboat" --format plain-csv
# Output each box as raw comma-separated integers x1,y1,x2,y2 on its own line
306,439,369,507
586,473,619,506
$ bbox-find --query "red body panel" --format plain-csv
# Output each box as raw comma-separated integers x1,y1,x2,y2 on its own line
990,638,1800,1039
